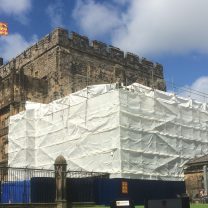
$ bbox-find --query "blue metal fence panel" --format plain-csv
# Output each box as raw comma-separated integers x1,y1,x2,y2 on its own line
1,181,30,203
94,179,186,206
30,177,55,203
0,176,186,205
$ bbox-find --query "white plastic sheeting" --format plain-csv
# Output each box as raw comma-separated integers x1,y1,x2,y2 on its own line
8,83,208,181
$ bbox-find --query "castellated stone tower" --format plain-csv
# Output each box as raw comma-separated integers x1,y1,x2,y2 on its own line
0,28,166,166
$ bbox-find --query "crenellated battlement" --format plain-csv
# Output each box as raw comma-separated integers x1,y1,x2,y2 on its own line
66,30,163,77
0,28,68,79
0,27,164,79
70,32,90,49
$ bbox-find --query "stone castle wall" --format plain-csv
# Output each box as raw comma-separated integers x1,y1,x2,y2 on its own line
0,28,165,102
184,172,204,200
0,28,166,165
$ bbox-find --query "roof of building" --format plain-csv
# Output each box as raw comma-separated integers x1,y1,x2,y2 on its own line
186,154,208,166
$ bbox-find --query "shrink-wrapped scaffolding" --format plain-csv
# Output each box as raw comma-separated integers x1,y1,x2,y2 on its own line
8,84,208,181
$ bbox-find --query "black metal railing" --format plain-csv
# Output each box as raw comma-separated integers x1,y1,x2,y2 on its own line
0,167,55,203
66,170,109,203
66,170,109,178
0,166,109,204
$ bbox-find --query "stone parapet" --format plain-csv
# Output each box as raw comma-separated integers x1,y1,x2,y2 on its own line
0,28,68,78
0,28,164,80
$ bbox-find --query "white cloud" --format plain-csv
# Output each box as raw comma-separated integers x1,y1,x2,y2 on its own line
73,0,208,56
46,1,64,28
0,0,31,15
178,77,208,103
0,33,38,62
0,0,32,24
72,0,122,38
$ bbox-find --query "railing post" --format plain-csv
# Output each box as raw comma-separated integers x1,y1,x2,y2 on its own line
54,155,67,208
203,165,208,194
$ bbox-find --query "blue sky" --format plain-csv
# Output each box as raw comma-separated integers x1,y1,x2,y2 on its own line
0,0,208,102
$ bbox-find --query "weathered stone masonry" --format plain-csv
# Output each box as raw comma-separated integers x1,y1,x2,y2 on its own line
0,28,166,165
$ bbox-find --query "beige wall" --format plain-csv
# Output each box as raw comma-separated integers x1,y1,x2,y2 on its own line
184,172,204,199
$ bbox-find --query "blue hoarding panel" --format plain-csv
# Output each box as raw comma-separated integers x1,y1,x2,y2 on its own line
1,181,30,203
94,179,186,206
31,177,55,203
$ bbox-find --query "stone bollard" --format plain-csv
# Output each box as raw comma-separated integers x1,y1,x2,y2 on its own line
54,155,68,208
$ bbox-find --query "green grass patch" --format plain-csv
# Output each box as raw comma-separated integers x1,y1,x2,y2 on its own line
92,204,208,208
133,204,208,208
190,204,208,208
